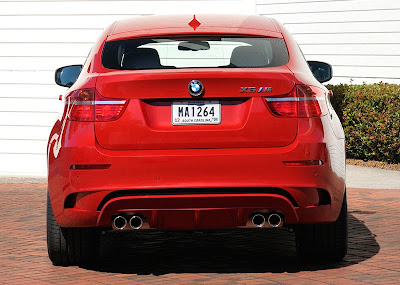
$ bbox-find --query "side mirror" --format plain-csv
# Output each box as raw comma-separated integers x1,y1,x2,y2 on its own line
308,61,332,83
55,65,82,87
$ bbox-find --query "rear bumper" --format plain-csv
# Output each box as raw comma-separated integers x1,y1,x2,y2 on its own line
48,119,346,229
59,190,338,229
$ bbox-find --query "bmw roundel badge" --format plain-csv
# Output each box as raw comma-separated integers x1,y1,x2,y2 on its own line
188,80,204,97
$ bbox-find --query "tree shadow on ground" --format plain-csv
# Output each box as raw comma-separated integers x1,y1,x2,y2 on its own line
83,214,379,275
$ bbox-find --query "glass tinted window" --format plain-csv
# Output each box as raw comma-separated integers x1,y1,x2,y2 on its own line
102,37,289,70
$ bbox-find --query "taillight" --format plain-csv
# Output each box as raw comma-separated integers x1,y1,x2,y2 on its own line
297,85,328,117
65,89,94,121
65,88,128,122
265,85,328,118
95,92,128,121
265,87,297,117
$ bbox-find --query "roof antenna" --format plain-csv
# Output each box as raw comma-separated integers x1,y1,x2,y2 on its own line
188,15,201,30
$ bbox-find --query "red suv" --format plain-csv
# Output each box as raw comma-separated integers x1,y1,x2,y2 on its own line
47,14,347,266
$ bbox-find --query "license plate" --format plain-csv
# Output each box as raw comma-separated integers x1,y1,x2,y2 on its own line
172,101,221,125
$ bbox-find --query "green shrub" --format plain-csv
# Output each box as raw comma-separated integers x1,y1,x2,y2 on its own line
325,83,347,123
325,83,400,163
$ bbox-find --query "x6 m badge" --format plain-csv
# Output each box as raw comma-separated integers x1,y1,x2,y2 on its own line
240,87,272,93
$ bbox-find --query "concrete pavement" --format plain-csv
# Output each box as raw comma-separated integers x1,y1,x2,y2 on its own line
346,165,400,189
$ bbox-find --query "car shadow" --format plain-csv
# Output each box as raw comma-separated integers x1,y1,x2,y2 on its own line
83,214,379,275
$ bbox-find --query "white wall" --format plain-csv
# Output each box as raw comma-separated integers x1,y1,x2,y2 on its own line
256,0,400,84
0,0,399,176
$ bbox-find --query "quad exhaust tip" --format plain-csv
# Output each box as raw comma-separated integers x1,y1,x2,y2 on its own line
129,215,144,230
112,214,144,230
267,213,282,228
113,215,127,230
251,213,282,228
252,214,266,228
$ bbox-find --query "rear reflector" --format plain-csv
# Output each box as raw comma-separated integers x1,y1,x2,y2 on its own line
65,88,128,122
70,164,111,170
283,160,324,166
265,85,328,118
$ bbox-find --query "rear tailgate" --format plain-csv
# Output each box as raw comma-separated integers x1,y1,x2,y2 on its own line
94,67,297,150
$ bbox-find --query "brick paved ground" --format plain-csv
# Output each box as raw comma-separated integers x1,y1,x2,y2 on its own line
0,184,399,284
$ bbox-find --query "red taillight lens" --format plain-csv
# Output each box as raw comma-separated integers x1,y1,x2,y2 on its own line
66,89,94,121
65,89,128,122
265,85,328,118
265,87,297,117
297,85,327,117
95,92,128,122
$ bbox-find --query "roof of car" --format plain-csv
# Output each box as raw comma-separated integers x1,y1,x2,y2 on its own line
108,14,282,41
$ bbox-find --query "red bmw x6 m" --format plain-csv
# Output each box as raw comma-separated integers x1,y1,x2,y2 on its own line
47,14,347,266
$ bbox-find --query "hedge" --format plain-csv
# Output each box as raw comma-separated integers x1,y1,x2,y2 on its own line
325,83,400,163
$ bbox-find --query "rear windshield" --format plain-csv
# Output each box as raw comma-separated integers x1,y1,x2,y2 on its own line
102,36,289,70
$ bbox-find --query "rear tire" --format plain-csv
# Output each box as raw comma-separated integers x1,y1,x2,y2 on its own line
47,191,99,266
295,192,348,260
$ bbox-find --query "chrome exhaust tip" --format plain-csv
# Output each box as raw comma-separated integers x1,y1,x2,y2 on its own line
113,215,127,230
129,215,144,230
267,213,282,228
252,214,266,228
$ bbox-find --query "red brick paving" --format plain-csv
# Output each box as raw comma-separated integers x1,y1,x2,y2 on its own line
0,184,399,284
